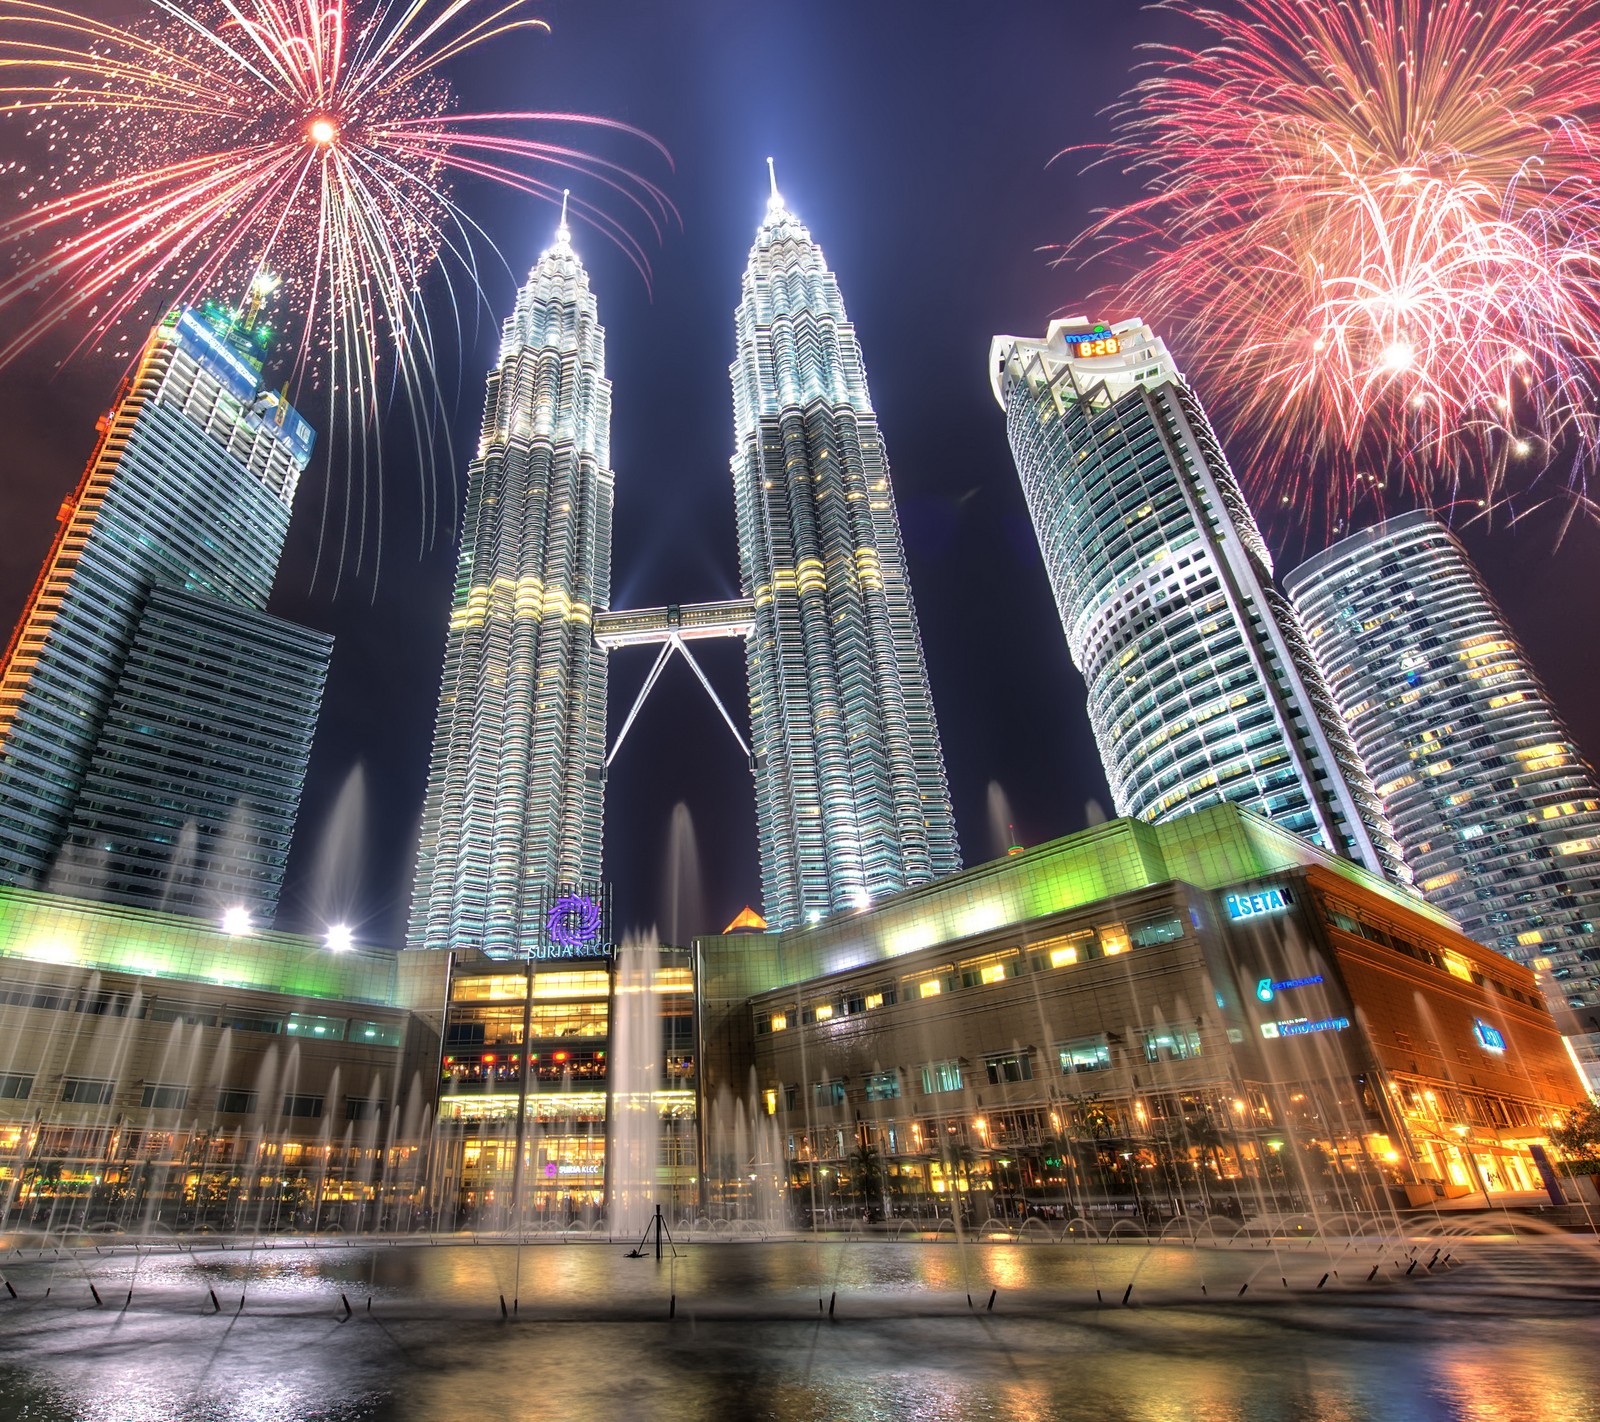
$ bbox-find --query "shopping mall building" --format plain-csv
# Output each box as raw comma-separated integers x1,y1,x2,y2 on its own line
0,804,1589,1228
698,804,1589,1214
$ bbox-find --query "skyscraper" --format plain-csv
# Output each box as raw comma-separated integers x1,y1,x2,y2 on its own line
52,587,331,920
0,301,323,916
989,316,1404,881
409,213,613,956
730,169,960,928
1284,511,1600,1084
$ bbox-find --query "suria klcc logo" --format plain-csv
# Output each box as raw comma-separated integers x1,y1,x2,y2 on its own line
547,893,602,951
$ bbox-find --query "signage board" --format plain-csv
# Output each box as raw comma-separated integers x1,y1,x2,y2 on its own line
1255,973,1323,1003
1261,1015,1350,1039
528,881,613,960
174,308,262,403
1225,886,1293,921
1473,1018,1507,1053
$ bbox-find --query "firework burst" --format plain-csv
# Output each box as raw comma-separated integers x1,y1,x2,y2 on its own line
0,0,673,581
1069,0,1600,531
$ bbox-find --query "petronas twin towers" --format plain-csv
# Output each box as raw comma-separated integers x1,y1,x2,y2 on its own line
409,176,959,952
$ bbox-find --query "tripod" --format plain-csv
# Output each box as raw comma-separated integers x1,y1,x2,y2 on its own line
626,1202,678,1259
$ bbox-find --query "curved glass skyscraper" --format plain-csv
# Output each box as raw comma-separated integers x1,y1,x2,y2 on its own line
989,317,1403,881
1285,511,1600,1083
731,174,959,928
409,217,613,955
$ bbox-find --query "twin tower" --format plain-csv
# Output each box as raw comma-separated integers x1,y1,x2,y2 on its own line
407,176,961,953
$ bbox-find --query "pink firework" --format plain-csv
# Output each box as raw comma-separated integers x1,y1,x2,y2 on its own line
1070,0,1600,530
0,1,673,578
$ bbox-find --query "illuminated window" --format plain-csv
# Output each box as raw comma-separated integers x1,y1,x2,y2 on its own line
770,1013,788,1033
1517,930,1543,947
1139,1027,1201,1062
864,992,885,1011
1099,924,1131,955
286,1012,348,1040
763,1089,777,1116
1050,945,1078,968
919,979,943,999
984,1051,1033,1084
1442,952,1474,982
813,1003,834,1022
979,963,1007,985
864,1071,901,1101
920,1060,963,1093
1130,915,1184,947
1057,1036,1111,1074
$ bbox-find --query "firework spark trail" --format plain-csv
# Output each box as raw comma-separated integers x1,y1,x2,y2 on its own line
1066,0,1600,532
0,0,674,586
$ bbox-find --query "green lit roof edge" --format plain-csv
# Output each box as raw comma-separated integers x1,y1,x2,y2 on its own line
698,803,1450,993
0,885,402,1007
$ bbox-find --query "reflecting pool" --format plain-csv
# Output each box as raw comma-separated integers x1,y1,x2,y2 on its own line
0,1236,1597,1422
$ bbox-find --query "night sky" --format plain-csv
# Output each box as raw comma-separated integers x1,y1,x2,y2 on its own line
2,1,1597,948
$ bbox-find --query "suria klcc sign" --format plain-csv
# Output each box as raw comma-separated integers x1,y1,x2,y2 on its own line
529,881,613,960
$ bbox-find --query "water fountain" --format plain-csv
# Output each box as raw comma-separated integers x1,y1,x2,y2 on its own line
606,936,662,1241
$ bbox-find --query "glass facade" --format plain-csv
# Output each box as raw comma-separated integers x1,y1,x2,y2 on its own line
988,318,1404,883
52,586,330,919
0,886,444,1232
1284,510,1600,1084
436,956,696,1225
730,179,960,929
409,219,612,956
0,303,319,916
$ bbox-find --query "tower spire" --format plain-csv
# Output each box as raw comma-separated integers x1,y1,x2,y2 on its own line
765,156,784,217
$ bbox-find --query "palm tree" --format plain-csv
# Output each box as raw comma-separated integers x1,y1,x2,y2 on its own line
846,1139,886,1219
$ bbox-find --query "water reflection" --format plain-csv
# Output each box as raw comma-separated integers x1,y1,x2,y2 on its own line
0,1240,1597,1422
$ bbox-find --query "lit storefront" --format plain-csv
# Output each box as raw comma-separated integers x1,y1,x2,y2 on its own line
433,953,697,1226
698,804,1590,1221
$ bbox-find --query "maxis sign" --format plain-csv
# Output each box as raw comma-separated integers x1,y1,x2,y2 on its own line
1225,885,1293,921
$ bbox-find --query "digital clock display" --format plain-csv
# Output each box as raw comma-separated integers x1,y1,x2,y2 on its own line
1071,335,1121,359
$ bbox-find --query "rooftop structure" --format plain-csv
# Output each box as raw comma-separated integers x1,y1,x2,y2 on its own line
0,884,410,1008
698,801,1443,1002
